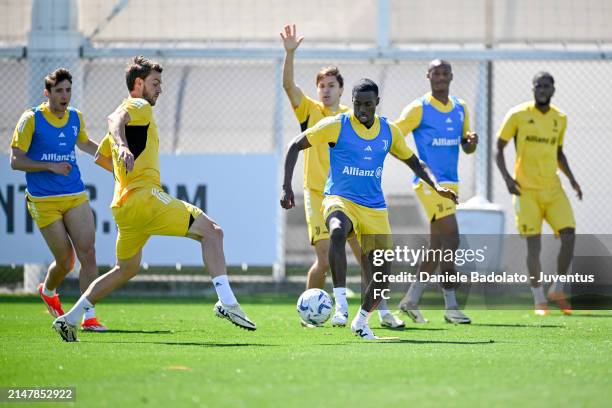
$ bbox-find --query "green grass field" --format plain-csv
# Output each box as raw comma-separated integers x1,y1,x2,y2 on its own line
1,295,611,407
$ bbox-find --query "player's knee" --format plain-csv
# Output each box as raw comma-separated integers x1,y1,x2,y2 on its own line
317,256,330,271
57,251,76,273
77,244,96,265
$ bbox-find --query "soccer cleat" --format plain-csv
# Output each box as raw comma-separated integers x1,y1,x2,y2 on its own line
331,311,348,327
81,317,108,332
52,316,79,342
350,319,379,340
379,312,406,329
534,303,550,316
38,283,65,318
444,308,472,324
398,301,429,323
548,291,573,315
214,301,257,331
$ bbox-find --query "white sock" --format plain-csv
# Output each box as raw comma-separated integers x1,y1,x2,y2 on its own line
377,298,390,317
333,287,348,314
64,295,94,326
531,286,547,305
355,307,370,326
42,283,55,297
405,281,425,305
212,275,238,305
550,280,565,294
443,289,459,309
84,306,96,320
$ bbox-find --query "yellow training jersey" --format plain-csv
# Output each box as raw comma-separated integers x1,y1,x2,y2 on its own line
305,112,414,161
293,94,349,192
97,97,161,207
497,101,567,190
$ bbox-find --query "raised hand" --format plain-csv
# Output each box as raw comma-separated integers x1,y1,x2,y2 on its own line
280,24,304,53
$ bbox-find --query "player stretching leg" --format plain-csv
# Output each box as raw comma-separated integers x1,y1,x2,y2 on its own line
52,56,255,342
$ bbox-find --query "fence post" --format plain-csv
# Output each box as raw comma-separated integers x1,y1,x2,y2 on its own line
273,58,286,282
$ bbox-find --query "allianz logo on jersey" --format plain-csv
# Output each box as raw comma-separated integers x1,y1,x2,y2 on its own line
342,166,383,179
431,138,459,146
40,150,76,162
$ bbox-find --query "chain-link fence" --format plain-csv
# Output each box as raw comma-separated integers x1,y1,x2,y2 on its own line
2,0,612,292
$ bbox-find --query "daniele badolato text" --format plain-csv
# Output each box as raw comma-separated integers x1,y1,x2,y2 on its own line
370,246,595,284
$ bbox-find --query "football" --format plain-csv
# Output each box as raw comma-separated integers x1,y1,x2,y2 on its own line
296,288,333,325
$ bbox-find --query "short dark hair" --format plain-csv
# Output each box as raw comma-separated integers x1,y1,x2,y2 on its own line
352,78,378,98
533,71,555,85
44,68,72,91
316,66,344,88
125,55,163,91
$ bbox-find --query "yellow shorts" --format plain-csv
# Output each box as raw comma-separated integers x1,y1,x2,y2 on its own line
513,186,575,236
304,188,329,245
322,195,392,252
26,192,89,229
414,181,458,223
112,186,203,260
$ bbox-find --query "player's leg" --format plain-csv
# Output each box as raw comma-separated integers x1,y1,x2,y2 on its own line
37,219,76,317
307,239,330,289
52,252,142,342
187,212,256,330
326,210,353,326
433,215,471,324
63,200,106,330
304,189,330,289
545,189,576,314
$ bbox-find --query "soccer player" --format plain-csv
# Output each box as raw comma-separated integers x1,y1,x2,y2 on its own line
10,68,107,331
496,71,582,316
281,24,404,328
281,79,457,339
52,56,256,342
394,59,478,324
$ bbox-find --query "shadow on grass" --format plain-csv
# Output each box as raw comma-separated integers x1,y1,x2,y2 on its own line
471,323,565,328
92,340,276,347
571,313,612,318
96,329,174,334
376,327,447,332
318,339,496,346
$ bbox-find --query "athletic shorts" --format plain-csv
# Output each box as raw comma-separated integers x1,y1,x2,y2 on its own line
304,188,329,245
414,181,458,223
322,195,392,252
112,186,203,260
26,192,89,229
513,185,575,236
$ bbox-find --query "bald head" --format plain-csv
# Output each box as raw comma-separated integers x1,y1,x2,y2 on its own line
428,59,452,73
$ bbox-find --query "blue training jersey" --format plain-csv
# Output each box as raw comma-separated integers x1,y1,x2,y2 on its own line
324,113,392,209
412,95,465,184
25,106,85,198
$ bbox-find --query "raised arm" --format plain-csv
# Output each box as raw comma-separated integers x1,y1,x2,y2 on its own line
280,24,305,107
557,147,582,200
107,108,134,172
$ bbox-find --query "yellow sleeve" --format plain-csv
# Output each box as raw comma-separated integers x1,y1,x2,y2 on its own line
76,110,89,143
10,110,36,152
304,115,342,147
123,98,153,125
393,100,423,136
558,115,567,146
97,134,112,158
389,124,415,160
459,100,471,138
293,94,317,125
497,110,519,142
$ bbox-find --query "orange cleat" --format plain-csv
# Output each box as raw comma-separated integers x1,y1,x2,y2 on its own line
38,283,65,318
548,291,573,315
534,303,550,316
81,317,108,332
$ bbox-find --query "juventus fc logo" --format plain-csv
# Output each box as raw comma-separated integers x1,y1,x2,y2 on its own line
73,126,78,137
382,140,389,151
